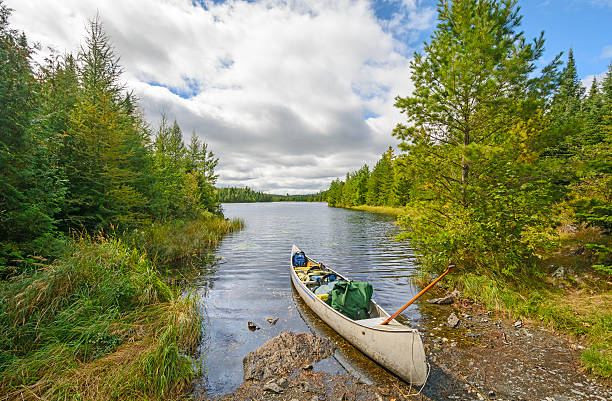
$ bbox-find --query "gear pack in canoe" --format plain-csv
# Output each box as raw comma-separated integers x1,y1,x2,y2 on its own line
291,249,372,320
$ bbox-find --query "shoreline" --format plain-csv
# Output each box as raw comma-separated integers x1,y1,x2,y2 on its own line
0,215,243,401
198,289,612,400
331,204,404,217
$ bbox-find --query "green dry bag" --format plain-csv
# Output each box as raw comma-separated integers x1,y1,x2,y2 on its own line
325,280,373,320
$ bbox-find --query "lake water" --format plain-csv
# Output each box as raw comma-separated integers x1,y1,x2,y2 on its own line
195,202,431,396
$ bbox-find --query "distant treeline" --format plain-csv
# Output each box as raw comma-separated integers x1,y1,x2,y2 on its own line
326,147,409,208
218,186,326,203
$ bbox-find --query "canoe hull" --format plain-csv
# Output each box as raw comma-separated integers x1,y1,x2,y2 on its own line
290,246,427,386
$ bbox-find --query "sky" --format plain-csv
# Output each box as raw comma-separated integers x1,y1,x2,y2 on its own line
5,0,612,194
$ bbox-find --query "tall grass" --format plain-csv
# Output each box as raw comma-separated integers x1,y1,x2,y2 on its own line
126,214,244,264
0,237,201,400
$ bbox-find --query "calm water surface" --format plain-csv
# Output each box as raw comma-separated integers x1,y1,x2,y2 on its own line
196,202,429,395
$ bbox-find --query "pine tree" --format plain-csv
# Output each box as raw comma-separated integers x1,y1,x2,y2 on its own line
393,0,560,275
0,3,64,252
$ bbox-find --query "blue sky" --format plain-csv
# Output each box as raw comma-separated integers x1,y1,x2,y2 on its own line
372,0,612,80
6,0,612,194
517,1,611,80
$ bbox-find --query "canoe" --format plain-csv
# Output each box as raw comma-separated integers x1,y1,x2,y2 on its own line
289,245,428,386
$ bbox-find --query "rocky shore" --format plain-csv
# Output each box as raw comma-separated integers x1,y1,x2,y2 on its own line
198,294,611,401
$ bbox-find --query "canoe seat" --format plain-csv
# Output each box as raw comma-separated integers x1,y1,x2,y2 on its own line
357,317,389,326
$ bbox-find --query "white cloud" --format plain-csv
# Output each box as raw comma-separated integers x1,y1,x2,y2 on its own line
601,45,612,59
6,0,433,194
581,71,607,90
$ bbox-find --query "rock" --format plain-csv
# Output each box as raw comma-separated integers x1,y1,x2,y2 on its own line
466,331,482,338
310,397,320,401
243,331,334,381
263,382,282,393
277,377,289,388
247,321,259,331
488,390,496,397
447,312,460,328
302,363,313,370
551,265,567,279
514,320,523,329
427,289,460,305
267,317,279,325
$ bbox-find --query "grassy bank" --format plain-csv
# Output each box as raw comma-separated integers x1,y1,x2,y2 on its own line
339,205,404,217
0,215,243,400
126,214,244,265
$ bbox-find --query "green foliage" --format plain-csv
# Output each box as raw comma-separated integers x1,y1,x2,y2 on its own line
390,0,564,275
0,8,226,274
0,2,65,263
327,147,408,208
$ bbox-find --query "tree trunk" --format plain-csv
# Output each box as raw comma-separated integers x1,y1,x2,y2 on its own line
462,129,469,206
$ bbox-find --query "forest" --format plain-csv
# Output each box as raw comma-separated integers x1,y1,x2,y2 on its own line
0,4,242,400
327,0,611,377
218,186,326,202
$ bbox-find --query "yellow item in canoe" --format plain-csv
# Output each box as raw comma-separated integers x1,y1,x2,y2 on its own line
316,293,329,302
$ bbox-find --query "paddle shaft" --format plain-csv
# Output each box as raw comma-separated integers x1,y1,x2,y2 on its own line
379,264,455,325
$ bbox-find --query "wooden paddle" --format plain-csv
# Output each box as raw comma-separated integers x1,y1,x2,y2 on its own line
379,264,456,325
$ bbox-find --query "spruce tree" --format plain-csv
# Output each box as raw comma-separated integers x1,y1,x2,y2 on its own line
0,3,65,266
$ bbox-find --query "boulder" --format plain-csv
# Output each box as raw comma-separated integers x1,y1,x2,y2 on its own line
243,331,335,381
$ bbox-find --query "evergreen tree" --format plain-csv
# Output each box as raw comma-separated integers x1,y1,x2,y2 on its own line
63,17,148,229
186,131,220,214
393,0,560,275
152,117,187,218
546,48,587,156
0,3,65,266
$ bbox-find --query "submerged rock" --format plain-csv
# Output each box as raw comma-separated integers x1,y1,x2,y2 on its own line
243,331,335,381
247,321,260,331
267,317,279,325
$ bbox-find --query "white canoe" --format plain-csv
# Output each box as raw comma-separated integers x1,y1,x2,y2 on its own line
290,245,428,386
